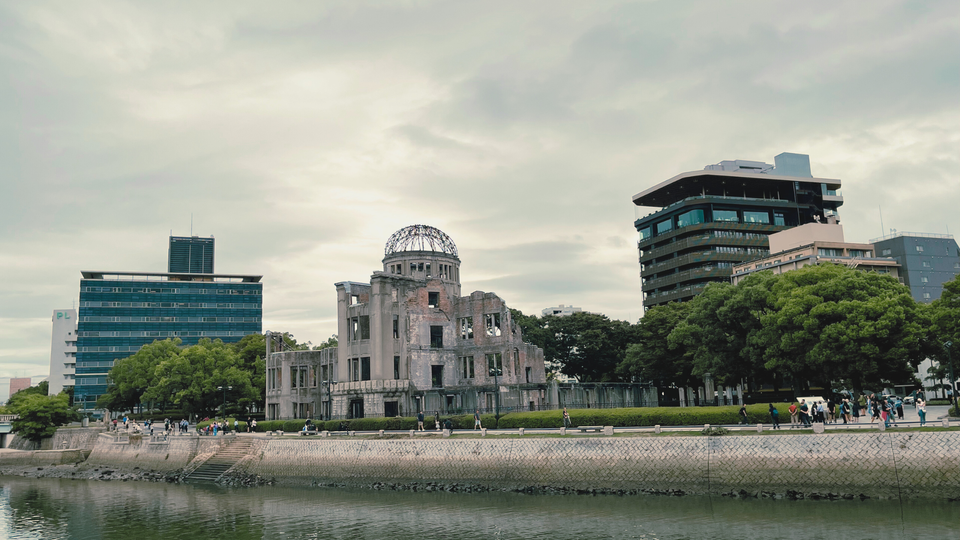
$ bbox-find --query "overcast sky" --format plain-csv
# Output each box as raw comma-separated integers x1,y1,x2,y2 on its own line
1,1,958,392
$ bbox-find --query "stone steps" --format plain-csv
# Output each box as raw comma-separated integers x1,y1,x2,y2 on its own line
184,438,256,483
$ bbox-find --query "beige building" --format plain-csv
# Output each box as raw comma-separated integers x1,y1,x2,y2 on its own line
731,221,901,284
266,225,547,420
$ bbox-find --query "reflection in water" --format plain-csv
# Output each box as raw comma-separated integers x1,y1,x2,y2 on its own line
1,476,958,540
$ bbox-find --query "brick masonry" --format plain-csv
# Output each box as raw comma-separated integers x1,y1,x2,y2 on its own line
238,432,960,499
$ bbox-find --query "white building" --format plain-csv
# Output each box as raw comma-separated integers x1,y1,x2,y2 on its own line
48,309,77,396
541,305,583,317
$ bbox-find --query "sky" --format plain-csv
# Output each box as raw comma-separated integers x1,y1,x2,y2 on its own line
1,1,958,394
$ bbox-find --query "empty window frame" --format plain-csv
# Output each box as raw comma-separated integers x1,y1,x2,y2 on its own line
431,365,443,388
485,313,502,337
428,291,439,308
425,263,431,276
351,358,360,382
430,326,444,349
513,349,520,375
459,317,474,340
486,353,502,377
525,367,531,383
418,263,424,272
460,356,474,379
410,263,416,273
394,356,400,379
290,367,298,388
393,315,399,339
361,357,371,381
349,317,359,341
359,315,370,340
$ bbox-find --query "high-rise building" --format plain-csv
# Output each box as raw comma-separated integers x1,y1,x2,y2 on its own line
74,270,262,414
871,232,960,303
47,309,78,396
168,236,215,274
632,153,843,310
9,378,32,397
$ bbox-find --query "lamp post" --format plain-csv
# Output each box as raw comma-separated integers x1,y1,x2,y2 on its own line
217,385,233,421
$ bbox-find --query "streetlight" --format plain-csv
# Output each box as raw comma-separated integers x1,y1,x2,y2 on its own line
217,385,233,421
945,342,957,411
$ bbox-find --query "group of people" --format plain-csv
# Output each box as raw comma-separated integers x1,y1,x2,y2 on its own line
785,393,929,428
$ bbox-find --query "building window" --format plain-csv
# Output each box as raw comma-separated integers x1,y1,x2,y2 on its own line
916,246,924,252
676,209,704,228
819,248,842,257
922,261,931,268
713,210,738,222
486,353,502,377
351,358,360,382
485,313,502,337
743,211,770,224
638,227,652,241
428,291,439,308
656,219,673,234
430,326,444,349
394,356,400,379
431,365,444,388
513,348,520,375
359,315,370,340
391,289,398,302
459,317,474,340
361,357,370,381
393,315,399,339
460,356,474,379
290,367,298,388
418,263,424,272
882,249,892,256
525,367,531,383
774,213,785,226
350,317,359,341
923,292,931,299
410,263,416,273
921,276,929,283
425,263,431,276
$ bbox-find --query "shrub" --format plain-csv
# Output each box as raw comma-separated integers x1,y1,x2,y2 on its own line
497,404,793,429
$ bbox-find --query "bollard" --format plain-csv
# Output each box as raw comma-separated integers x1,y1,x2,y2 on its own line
560,427,566,436
877,421,886,432
704,424,710,431
942,417,950,428
603,426,614,436
321,430,329,437
378,429,384,437
757,423,763,433
409,429,416,438
349,431,356,437
481,428,487,437
443,429,451,438
813,423,824,434
654,425,661,434
518,427,524,437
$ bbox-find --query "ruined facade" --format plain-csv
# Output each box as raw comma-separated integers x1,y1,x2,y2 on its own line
266,225,547,420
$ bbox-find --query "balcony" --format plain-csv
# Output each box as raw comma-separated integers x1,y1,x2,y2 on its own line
642,266,732,291
644,284,708,306
642,251,755,275
638,221,785,251
641,233,773,263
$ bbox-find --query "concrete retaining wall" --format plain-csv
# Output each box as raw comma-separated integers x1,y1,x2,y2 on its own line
83,434,225,473
238,432,960,499
7,427,106,451
0,449,88,466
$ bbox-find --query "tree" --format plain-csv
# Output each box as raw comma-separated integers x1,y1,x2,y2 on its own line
9,393,80,442
98,338,182,413
618,301,696,387
758,263,927,398
930,274,960,408
5,381,49,407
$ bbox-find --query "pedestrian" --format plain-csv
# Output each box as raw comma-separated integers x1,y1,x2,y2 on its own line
799,399,810,427
852,398,860,423
251,419,257,432
826,399,835,424
895,397,904,420
417,411,425,431
434,411,441,431
234,419,239,433
247,417,253,433
769,404,780,430
563,407,571,429
788,402,798,429
880,400,891,428
474,409,482,430
917,398,927,427
213,422,218,436
738,404,748,425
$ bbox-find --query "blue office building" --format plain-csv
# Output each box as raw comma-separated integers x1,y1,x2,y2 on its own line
168,235,215,273
871,232,960,303
74,270,262,412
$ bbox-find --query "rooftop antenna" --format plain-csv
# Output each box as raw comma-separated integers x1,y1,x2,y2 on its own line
879,206,884,238
190,213,193,236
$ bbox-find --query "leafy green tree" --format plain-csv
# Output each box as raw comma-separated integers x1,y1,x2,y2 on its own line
930,274,960,408
9,393,80,442
98,338,182,413
5,381,48,407
758,263,927,397
618,301,696,387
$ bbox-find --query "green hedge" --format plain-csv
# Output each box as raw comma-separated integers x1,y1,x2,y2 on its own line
497,404,794,429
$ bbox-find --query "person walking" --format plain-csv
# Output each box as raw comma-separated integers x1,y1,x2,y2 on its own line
852,398,860,423
563,407,571,429
917,398,927,427
434,411,441,431
474,409,482,430
895,397,904,420
799,399,810,427
251,419,257,432
738,404,748,425
417,411,425,431
788,402,798,429
769,404,780,429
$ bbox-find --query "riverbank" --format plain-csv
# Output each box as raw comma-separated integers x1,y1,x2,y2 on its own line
2,426,959,500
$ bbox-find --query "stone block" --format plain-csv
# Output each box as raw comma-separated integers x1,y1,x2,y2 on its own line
349,431,356,437
442,429,450,438
559,427,566,436
480,428,487,437
518,427,524,437
878,421,886,432
321,431,329,437
378,430,385,437
704,424,710,430
757,423,763,433
942,417,950,428
603,426,614,436
409,430,415,438
812,423,824,434
654,425,661,434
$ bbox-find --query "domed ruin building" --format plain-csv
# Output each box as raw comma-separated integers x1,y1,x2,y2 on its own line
266,225,547,420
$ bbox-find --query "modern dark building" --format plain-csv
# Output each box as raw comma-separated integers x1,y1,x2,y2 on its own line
632,153,843,309
168,236,215,274
871,232,960,303
73,270,262,414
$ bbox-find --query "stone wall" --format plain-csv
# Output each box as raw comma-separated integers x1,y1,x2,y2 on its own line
0,449,88,466
238,432,960,500
83,434,225,473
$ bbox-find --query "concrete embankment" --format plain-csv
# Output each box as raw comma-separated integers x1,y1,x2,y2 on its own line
2,429,958,500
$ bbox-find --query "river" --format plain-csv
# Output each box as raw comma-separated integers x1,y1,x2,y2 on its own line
1,476,957,539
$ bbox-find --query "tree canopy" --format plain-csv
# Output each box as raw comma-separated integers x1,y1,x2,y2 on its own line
8,392,79,442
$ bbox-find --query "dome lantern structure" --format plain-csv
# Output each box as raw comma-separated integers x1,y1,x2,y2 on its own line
384,225,458,257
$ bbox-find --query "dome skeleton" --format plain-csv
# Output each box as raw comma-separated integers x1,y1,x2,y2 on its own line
384,225,458,257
